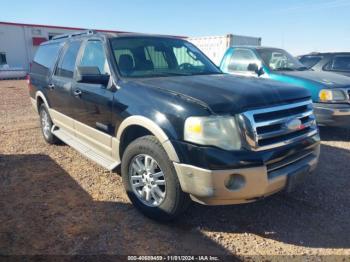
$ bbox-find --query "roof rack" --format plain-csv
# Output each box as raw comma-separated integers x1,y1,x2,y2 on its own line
52,30,96,40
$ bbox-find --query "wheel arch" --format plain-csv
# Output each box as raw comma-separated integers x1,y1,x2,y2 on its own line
116,116,180,163
35,91,50,111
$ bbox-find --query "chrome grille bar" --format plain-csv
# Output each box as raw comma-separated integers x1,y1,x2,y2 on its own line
239,99,318,151
254,110,313,127
257,117,316,140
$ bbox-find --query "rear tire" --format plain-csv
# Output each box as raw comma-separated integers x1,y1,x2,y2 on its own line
121,135,191,221
39,104,59,145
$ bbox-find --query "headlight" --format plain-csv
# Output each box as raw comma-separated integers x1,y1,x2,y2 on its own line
319,89,347,102
184,116,241,150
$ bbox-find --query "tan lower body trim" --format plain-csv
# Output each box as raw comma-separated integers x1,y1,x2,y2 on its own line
174,149,319,205
49,109,119,162
174,163,284,205
49,109,75,135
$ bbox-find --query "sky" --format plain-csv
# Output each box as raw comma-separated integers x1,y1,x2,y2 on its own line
1,0,350,55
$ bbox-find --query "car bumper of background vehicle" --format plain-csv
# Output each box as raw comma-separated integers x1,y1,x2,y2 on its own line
173,145,320,205
314,103,350,128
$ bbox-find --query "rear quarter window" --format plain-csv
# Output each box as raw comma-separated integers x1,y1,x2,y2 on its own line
32,43,62,75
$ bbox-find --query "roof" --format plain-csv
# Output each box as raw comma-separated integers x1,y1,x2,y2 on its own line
108,33,185,39
0,21,128,33
300,52,350,56
228,46,281,50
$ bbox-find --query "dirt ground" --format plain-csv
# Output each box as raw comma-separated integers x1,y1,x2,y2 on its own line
0,80,349,260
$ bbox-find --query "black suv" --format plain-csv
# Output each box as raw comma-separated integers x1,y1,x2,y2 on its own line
29,31,320,220
298,52,350,77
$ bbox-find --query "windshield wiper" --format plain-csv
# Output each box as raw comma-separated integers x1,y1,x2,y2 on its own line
141,71,193,77
190,71,222,75
164,72,194,76
274,67,296,71
296,66,309,71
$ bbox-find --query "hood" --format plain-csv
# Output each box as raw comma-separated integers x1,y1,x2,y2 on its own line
280,70,350,88
131,74,311,114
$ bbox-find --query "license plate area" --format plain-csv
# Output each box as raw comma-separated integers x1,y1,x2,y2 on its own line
285,165,310,193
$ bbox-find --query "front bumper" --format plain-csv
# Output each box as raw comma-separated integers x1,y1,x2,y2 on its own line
314,103,350,128
174,144,320,205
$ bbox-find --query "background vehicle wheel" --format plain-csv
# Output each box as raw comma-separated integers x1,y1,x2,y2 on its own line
121,135,191,221
39,104,59,145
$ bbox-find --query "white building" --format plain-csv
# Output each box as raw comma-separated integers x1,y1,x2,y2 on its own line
0,21,124,71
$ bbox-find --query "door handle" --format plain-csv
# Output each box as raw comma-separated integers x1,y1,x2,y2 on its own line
48,83,55,90
73,89,82,97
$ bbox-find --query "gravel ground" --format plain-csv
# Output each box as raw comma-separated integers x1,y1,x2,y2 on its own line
0,80,349,260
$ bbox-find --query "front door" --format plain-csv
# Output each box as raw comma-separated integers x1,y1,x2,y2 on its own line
70,39,114,156
224,48,260,78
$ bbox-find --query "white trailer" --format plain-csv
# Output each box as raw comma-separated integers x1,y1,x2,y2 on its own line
188,34,262,66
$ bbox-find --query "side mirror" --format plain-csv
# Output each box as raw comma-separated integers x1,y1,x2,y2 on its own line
247,63,259,72
257,66,265,77
76,66,110,86
247,63,264,77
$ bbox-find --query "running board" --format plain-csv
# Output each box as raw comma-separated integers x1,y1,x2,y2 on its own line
52,126,120,171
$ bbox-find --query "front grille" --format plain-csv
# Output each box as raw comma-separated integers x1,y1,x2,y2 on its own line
239,99,318,151
267,148,314,174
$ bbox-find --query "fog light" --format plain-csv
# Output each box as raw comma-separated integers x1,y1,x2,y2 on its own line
225,174,246,191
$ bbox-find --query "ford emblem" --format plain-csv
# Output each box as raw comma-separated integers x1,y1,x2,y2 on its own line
285,118,303,131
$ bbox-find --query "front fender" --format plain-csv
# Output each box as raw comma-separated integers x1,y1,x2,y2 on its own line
116,114,180,162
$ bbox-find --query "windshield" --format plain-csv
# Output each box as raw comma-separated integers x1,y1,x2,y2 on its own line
110,37,221,78
257,48,307,71
299,55,323,69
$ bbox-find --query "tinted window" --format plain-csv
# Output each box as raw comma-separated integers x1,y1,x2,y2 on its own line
110,37,220,77
228,49,258,72
0,53,7,65
32,43,61,74
299,55,323,68
56,41,81,78
80,41,109,74
329,56,350,71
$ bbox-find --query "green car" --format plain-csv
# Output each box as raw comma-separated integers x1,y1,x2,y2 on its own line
220,46,350,128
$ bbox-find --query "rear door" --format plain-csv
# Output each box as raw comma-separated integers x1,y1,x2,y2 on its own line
49,40,82,118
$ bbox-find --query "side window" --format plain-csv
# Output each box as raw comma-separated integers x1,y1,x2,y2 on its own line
32,43,61,74
326,56,350,72
80,41,109,74
228,49,258,72
55,41,81,78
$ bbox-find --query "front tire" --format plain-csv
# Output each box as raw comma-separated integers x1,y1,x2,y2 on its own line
121,135,191,221
39,104,59,145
